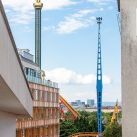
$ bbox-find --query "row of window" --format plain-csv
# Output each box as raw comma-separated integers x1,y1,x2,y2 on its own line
33,108,59,120
31,89,59,103
17,125,59,137
24,67,41,78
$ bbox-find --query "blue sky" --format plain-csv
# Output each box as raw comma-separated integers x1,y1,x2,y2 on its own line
2,0,121,102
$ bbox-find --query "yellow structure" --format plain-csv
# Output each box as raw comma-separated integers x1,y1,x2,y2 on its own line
69,132,102,137
110,100,119,125
59,95,80,120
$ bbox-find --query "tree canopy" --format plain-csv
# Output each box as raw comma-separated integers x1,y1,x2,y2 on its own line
60,111,122,137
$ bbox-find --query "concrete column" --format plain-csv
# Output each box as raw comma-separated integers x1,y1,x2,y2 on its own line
121,1,137,137
0,111,16,137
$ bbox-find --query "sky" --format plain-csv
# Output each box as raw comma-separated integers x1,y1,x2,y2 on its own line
2,0,121,103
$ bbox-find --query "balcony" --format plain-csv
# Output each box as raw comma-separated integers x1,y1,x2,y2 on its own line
26,75,58,89
16,119,59,129
33,101,59,108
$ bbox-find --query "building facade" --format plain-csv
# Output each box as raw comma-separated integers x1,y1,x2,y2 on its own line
16,0,60,136
16,50,60,137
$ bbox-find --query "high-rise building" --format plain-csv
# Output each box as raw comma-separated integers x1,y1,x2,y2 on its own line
87,99,95,107
16,0,60,137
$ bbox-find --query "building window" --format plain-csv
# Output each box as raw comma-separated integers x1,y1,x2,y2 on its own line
36,109,39,120
40,90,43,101
50,92,52,102
35,90,39,101
46,109,49,119
42,91,45,101
41,108,44,119
25,68,28,75
56,93,59,103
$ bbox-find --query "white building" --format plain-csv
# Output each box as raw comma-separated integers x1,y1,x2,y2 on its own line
0,1,33,137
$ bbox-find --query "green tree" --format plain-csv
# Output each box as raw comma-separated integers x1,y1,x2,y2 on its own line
74,116,91,132
60,111,122,137
88,112,98,132
60,120,78,137
103,122,122,137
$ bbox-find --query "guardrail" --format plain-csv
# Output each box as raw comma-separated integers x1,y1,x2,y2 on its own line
26,75,58,88
33,101,59,107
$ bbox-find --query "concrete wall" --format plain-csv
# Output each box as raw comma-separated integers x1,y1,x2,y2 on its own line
121,0,137,136
0,111,16,137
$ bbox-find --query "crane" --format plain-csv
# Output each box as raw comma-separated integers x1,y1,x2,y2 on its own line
96,17,103,137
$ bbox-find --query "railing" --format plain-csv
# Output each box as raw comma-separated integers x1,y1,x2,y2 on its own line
33,101,59,107
26,75,58,88
69,132,102,137
16,119,59,129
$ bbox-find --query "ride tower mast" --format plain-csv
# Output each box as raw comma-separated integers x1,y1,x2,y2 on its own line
34,0,43,69
96,17,103,137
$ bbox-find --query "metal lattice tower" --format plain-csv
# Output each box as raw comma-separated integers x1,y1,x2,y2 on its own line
34,0,43,69
96,17,103,137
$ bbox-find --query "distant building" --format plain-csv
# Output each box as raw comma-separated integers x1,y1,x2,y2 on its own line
76,100,82,106
82,102,85,106
71,102,78,106
71,100,85,109
87,99,95,107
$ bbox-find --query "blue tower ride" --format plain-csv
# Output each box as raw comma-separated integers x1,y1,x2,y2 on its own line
96,17,103,137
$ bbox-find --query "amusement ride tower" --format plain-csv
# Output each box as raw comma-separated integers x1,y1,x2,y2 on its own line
96,17,103,137
34,0,43,69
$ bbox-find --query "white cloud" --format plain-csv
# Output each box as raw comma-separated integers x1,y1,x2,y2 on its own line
87,0,112,5
56,9,99,34
2,0,76,24
45,0,76,10
2,0,34,24
45,68,112,85
9,11,34,25
2,0,76,10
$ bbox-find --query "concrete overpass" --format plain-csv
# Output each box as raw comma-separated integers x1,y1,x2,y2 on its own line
0,1,33,137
